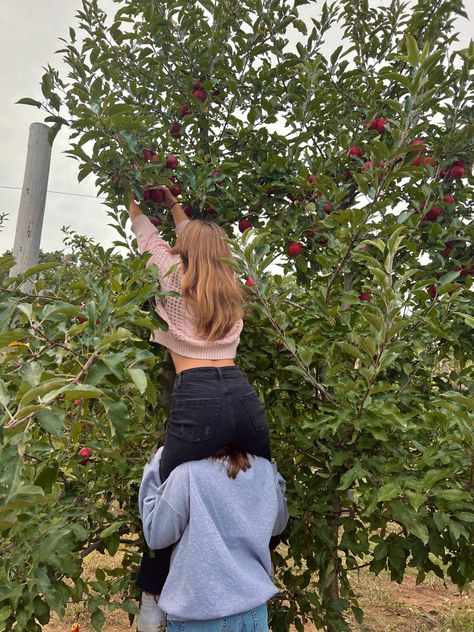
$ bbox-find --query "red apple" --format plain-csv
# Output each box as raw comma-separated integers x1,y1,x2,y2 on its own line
440,242,453,257
448,161,465,179
143,149,153,161
183,205,194,218
143,190,151,202
308,174,317,185
323,202,332,214
193,81,203,90
169,183,182,197
149,188,166,204
276,340,283,352
148,216,163,227
359,292,372,302
177,103,191,118
367,118,388,133
426,285,437,298
287,241,302,257
193,88,207,102
343,169,352,181
443,194,454,204
423,206,442,222
169,122,182,138
361,161,376,172
165,153,179,170
239,218,252,233
204,204,217,216
79,447,92,466
348,146,363,158
76,316,87,324
245,278,255,287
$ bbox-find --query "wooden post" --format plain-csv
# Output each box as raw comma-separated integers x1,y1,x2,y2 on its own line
10,123,52,292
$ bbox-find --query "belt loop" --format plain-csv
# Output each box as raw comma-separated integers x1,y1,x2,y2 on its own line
216,367,224,381
176,372,183,388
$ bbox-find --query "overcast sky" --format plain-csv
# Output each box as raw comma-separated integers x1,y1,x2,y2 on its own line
0,1,472,255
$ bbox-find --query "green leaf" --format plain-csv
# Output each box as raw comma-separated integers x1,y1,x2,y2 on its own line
0,330,30,348
127,368,147,395
104,400,130,441
63,385,104,400
16,97,42,108
405,34,420,66
36,410,64,437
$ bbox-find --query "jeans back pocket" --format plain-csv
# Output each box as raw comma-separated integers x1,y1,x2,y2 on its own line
239,391,268,432
169,397,222,443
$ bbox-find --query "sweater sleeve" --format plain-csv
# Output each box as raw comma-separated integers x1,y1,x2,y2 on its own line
139,448,190,550
131,215,180,284
271,463,289,537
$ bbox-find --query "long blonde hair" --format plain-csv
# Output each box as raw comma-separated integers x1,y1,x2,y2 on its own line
170,220,244,341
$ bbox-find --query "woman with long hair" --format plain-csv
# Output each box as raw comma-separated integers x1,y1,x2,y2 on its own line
128,187,271,632
138,445,288,631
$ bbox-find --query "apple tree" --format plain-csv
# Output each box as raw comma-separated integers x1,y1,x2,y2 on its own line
2,0,474,630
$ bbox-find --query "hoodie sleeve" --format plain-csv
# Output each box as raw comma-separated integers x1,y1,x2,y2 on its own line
271,462,289,537
139,447,190,550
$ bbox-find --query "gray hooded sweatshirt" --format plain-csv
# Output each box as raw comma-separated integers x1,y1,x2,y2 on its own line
139,448,288,620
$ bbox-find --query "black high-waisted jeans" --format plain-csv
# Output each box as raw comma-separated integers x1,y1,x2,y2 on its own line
137,365,271,594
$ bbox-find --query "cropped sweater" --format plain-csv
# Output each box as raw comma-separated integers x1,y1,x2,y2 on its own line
131,214,243,359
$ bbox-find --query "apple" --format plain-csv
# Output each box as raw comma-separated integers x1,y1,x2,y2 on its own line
361,161,376,172
426,285,437,298
183,205,194,218
308,174,317,185
287,241,302,257
239,218,252,233
348,146,363,158
76,316,87,324
204,204,217,216
367,117,388,133
245,278,255,287
143,149,153,161
359,292,372,301
343,169,352,181
422,206,442,222
193,88,207,102
177,103,191,118
193,81,203,90
423,156,436,166
79,447,92,466
275,340,283,352
149,188,166,204
211,169,224,186
165,153,179,170
169,122,182,138
169,176,182,196
323,202,332,214
443,194,454,204
267,186,277,195
306,226,317,237
448,161,465,179
440,242,453,257
148,216,163,227
143,190,151,202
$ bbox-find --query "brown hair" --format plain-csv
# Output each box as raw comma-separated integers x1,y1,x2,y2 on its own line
170,220,244,341
212,445,253,479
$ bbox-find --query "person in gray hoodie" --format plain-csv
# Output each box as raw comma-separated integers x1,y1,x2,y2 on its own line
138,445,289,631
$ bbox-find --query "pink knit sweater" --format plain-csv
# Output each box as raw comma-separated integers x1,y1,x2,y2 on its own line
131,214,243,359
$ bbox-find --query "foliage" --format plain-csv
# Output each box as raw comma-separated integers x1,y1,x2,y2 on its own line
4,0,474,630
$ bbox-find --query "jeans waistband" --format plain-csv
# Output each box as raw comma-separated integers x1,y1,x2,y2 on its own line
175,365,244,387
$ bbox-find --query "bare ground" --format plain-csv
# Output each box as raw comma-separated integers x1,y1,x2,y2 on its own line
42,549,473,632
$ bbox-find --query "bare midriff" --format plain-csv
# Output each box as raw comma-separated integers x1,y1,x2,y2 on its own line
171,351,236,374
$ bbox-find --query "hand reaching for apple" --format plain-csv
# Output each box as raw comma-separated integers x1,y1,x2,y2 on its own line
154,185,177,208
